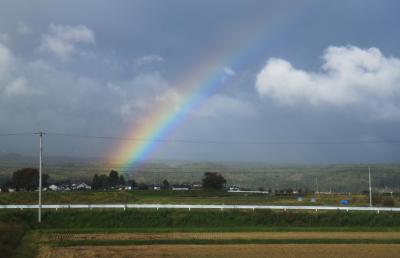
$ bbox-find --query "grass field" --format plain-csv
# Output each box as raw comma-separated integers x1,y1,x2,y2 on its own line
0,222,28,257
0,190,386,207
5,209,400,228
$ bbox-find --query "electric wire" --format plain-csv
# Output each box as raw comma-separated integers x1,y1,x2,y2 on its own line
44,132,400,145
0,133,36,137
1,131,400,145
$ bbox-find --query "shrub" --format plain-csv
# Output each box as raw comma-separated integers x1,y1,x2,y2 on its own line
382,197,395,207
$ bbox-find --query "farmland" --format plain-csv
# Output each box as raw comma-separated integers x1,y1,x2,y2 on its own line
37,244,400,258
4,209,400,257
1,175,400,257
2,157,400,257
37,231,400,258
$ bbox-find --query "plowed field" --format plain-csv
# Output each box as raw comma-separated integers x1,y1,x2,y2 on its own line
38,244,400,258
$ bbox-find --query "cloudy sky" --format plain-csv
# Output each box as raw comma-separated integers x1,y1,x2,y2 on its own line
0,0,400,163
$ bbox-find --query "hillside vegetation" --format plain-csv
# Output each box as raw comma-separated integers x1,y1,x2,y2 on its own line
1,155,400,192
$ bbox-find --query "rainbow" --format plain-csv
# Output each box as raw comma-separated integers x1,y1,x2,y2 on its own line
111,9,291,173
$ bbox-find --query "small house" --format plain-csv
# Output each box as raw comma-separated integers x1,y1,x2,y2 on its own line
76,182,91,190
48,184,59,191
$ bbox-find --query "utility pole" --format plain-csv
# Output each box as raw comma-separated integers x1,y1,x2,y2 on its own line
369,166,372,207
38,131,43,223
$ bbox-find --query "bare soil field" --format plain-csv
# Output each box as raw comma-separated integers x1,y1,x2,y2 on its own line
38,244,400,258
38,232,400,258
46,231,400,241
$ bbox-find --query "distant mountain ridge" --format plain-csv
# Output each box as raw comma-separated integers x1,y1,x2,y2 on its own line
0,153,98,165
1,153,400,192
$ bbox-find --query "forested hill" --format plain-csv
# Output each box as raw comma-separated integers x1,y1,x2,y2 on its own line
0,154,399,192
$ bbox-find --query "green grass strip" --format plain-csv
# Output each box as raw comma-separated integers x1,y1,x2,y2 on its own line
42,226,400,234
53,238,400,247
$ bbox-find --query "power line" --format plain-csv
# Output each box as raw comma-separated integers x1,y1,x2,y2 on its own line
1,164,399,174
1,131,400,145
0,133,35,137
45,132,400,145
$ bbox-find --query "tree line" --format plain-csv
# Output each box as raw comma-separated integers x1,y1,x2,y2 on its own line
0,168,227,192
1,168,49,192
92,170,128,190
92,171,226,191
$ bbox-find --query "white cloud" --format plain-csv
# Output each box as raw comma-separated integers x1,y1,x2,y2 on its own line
39,24,95,60
107,72,179,120
133,55,164,69
196,94,256,118
0,36,254,131
4,77,37,97
223,66,235,76
0,39,178,134
3,76,43,97
0,33,11,45
256,45,400,119
17,22,31,36
0,42,14,79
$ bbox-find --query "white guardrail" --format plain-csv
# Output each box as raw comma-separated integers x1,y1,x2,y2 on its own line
0,204,400,212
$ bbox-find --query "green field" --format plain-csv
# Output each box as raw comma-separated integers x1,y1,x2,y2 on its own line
0,190,390,207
